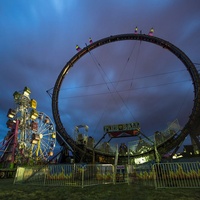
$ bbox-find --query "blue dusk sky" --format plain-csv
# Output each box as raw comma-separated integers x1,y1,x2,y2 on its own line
0,0,200,147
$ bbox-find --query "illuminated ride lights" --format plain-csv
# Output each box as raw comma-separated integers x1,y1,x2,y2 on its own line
1,87,56,167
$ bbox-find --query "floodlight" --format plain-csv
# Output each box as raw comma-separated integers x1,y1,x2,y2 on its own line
23,86,31,97
7,108,16,119
6,119,15,128
30,99,37,109
30,109,38,120
13,91,21,100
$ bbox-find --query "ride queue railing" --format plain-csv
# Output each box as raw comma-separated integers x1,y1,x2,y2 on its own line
14,164,120,188
153,162,200,188
14,162,200,188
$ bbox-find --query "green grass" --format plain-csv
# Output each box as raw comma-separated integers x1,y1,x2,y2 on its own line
0,178,199,200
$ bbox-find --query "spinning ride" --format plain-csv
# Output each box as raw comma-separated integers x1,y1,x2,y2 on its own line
52,33,200,163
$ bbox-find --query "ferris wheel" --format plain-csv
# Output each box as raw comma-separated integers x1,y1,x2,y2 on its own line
3,87,56,166
15,112,56,164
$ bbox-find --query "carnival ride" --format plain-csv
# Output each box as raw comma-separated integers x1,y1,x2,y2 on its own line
0,87,56,177
50,30,200,164
1,30,200,176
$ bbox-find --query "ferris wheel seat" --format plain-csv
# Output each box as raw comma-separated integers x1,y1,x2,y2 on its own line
31,140,38,144
31,121,38,131
31,133,40,141
44,117,50,124
51,133,56,139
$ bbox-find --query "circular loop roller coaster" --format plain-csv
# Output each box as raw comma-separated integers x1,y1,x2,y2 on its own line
52,33,200,164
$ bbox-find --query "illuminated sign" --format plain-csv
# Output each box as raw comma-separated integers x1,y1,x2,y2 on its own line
104,122,140,138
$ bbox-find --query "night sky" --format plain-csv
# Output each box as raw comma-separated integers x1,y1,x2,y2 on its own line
1,0,200,148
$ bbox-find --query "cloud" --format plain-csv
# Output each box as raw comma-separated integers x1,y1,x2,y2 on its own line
0,0,199,150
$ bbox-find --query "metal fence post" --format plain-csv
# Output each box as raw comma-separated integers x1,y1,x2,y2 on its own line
43,166,46,186
127,165,130,185
82,165,84,188
113,165,116,185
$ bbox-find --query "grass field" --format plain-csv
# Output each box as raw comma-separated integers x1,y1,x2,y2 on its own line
0,178,199,200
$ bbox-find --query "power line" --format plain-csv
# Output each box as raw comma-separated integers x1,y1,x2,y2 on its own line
60,69,188,91
60,79,191,99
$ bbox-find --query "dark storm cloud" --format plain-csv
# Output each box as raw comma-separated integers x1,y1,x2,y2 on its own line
0,0,200,147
